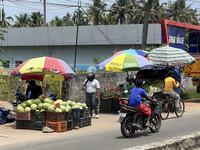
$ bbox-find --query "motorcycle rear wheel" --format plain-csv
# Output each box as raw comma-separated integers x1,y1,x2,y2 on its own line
150,113,161,133
121,115,135,138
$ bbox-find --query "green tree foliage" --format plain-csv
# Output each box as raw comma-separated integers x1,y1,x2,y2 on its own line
30,11,44,27
86,0,107,25
72,9,89,25
13,13,31,27
0,9,13,28
49,16,64,27
166,0,199,25
109,0,133,25
62,12,74,26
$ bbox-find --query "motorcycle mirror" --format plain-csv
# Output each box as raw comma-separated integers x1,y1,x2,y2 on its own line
124,90,128,93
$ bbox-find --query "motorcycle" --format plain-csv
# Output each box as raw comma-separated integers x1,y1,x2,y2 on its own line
118,97,161,138
12,84,26,108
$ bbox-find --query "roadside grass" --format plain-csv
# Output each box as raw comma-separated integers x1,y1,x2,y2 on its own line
0,75,60,102
181,91,200,100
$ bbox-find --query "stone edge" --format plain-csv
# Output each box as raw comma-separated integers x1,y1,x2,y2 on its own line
122,131,200,150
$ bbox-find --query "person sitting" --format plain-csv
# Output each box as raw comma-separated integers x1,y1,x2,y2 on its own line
25,80,43,101
129,80,156,127
121,76,135,98
163,70,180,111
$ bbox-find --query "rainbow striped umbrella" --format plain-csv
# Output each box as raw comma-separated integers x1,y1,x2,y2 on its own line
113,49,148,57
97,53,153,72
11,56,77,81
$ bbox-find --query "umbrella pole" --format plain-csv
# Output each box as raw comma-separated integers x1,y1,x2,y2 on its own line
43,76,46,97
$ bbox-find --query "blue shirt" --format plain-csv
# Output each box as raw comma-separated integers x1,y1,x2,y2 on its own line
129,87,148,107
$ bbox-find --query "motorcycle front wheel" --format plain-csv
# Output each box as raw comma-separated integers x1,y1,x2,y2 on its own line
121,115,135,138
150,113,161,133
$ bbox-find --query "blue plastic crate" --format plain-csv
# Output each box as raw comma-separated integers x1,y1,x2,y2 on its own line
71,109,80,118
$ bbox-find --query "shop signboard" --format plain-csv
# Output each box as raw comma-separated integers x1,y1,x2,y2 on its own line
189,33,200,53
167,25,185,50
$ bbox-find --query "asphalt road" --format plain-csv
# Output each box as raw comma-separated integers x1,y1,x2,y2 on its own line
1,111,200,150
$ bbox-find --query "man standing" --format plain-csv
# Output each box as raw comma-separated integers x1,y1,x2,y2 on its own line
163,70,180,110
82,72,100,119
25,80,43,101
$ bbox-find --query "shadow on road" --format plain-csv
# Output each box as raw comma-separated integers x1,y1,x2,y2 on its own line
116,131,152,139
184,99,200,103
5,122,16,129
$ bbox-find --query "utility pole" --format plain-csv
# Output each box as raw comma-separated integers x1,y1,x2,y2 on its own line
44,0,46,26
74,0,80,69
0,0,2,21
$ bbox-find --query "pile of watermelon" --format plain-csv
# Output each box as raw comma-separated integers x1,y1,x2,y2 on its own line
16,95,88,113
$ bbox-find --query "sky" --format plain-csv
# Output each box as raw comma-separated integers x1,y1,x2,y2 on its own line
1,0,200,23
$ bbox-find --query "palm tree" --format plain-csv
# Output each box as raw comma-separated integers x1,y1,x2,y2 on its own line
141,0,153,49
0,9,13,28
49,16,63,27
128,0,167,24
86,0,107,25
166,0,199,25
62,12,74,26
100,12,118,25
30,11,44,27
72,9,89,25
13,13,31,27
110,0,133,25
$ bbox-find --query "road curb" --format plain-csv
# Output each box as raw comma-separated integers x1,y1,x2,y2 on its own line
122,131,200,150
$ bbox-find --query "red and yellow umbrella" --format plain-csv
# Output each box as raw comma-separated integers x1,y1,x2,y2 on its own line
11,56,77,81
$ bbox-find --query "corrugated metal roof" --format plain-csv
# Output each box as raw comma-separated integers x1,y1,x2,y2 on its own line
189,53,200,59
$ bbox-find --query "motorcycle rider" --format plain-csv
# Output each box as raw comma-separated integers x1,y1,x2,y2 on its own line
129,80,156,128
121,76,135,98
25,80,43,101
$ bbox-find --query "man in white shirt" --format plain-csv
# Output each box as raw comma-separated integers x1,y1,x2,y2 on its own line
82,72,100,119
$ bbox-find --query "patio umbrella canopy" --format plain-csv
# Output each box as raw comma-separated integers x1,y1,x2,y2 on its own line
147,45,196,67
10,56,77,81
113,49,148,57
97,53,153,72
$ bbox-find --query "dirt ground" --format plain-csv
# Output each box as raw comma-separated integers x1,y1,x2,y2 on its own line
0,100,14,114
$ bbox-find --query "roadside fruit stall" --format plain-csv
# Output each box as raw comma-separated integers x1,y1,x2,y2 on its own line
99,86,122,114
15,95,90,132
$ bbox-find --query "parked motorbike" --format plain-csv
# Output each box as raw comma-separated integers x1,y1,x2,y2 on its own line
118,97,161,138
12,84,26,108
44,91,57,101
